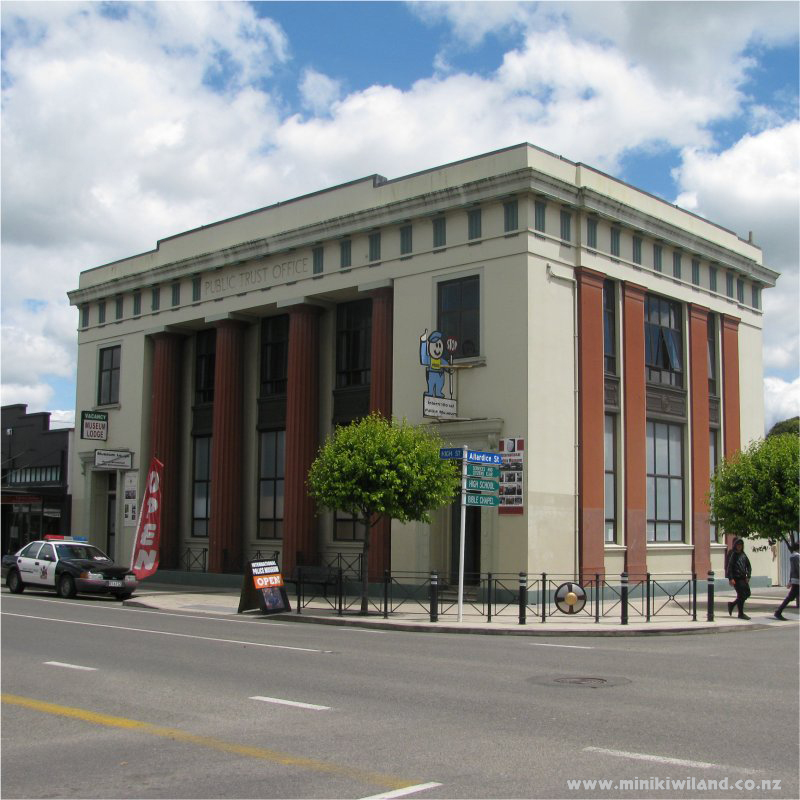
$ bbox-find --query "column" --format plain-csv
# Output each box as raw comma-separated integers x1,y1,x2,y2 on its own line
149,332,183,570
283,304,320,575
688,305,711,575
622,283,648,578
368,287,393,579
208,320,245,573
576,268,606,580
721,315,741,548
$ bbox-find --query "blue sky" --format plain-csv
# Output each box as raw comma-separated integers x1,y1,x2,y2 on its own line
1,1,798,430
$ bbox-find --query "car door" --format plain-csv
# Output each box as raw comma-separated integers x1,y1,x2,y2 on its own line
15,542,44,582
28,542,57,587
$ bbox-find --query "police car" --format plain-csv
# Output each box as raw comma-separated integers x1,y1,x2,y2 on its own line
2,537,138,600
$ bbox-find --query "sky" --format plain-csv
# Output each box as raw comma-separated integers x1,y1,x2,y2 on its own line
1,0,798,432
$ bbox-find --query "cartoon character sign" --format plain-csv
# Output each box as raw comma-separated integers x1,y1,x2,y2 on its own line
419,329,458,418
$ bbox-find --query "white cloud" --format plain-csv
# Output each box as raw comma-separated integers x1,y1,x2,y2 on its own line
764,376,800,431
299,68,342,114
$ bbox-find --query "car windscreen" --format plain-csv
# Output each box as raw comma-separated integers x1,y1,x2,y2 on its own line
56,544,111,562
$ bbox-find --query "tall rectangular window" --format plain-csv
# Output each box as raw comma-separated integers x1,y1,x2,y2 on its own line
653,244,662,272
673,252,682,279
97,345,121,405
192,275,202,302
604,414,617,543
195,330,216,404
313,246,324,275
646,420,684,542
534,200,546,233
632,236,642,265
709,429,719,541
258,430,285,539
467,208,482,241
611,228,621,258
151,286,160,312
400,224,413,255
336,300,372,388
691,259,700,285
260,315,289,396
133,292,141,316
603,279,616,375
171,282,181,307
709,266,717,293
587,218,598,249
645,294,683,387
368,231,381,262
98,300,106,325
80,305,89,328
752,285,761,309
503,199,518,232
726,272,734,297
560,210,572,243
340,239,352,268
115,296,124,320
438,274,480,358
192,436,212,537
433,217,446,249
707,314,718,396
737,278,745,303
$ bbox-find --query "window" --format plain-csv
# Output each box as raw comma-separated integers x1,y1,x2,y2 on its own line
752,285,761,309
192,275,202,302
605,414,617,543
587,218,598,249
726,272,734,298
313,246,324,275
340,239,352,268
336,300,372,388
603,280,616,375
192,436,212,537
437,275,479,358
560,209,572,243
260,315,289,396
433,217,446,249
503,199,518,232
80,305,89,328
258,430,285,539
709,429,719,542
171,282,181,307
645,294,683,387
611,228,621,258
335,510,366,542
737,278,745,303
195,330,216,404
400,224,413,255
467,209,482,241
646,421,684,542
691,259,700,286
98,300,106,325
151,286,160,312
632,236,642,265
534,200,546,233
673,252,682,279
653,244,662,272
707,314,718,396
368,232,381,262
133,292,141,316
97,345,121,405
709,266,717,293
115,296,124,320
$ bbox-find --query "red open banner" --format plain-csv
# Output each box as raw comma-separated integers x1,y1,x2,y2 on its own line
130,457,164,579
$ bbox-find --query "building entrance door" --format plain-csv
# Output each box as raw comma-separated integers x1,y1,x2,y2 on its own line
450,503,480,585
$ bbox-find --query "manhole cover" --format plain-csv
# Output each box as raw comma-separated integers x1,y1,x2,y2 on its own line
554,676,607,686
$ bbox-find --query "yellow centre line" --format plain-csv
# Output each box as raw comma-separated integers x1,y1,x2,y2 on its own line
2,693,413,791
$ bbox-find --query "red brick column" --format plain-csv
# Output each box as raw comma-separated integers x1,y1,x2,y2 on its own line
622,283,648,578
149,332,183,570
283,305,320,574
576,268,606,580
368,287,393,579
721,315,741,548
208,320,245,573
689,305,711,575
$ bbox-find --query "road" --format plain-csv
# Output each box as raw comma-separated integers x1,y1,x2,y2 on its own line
2,589,798,799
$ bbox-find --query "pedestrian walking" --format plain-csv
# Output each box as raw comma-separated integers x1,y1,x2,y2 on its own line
725,537,752,620
774,540,799,620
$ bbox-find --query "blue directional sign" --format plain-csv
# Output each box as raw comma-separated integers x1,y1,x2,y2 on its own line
466,450,502,465
439,447,464,460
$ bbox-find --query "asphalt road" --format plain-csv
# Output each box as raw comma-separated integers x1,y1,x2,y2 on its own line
2,589,798,799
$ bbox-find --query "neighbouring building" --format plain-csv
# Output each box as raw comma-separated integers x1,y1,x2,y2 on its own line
2,405,72,555
67,143,780,585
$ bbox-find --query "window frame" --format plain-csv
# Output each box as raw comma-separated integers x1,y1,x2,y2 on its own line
436,273,480,360
312,245,324,275
534,200,546,233
467,208,482,241
368,232,381,263
632,236,642,265
503,199,518,233
195,329,216,405
260,315,289,397
604,414,617,543
644,294,683,388
335,299,372,389
340,239,352,269
257,429,285,540
400,224,413,255
97,345,121,406
432,217,446,249
610,227,621,258
646,420,685,543
191,436,212,538
587,218,598,250
559,209,572,243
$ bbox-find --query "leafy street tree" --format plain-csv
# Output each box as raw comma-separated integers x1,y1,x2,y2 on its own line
709,433,799,549
767,416,799,438
308,413,462,614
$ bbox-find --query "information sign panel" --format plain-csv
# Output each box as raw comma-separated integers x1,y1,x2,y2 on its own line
81,411,108,441
465,477,500,492
466,463,499,479
439,447,464,460
238,559,291,615
466,450,502,465
465,493,501,507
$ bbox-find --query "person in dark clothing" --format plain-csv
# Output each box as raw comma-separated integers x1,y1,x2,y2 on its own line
774,541,799,620
725,538,752,619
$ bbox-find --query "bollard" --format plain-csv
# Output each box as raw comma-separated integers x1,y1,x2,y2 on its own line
383,569,390,619
707,570,715,621
620,572,629,625
430,570,439,623
296,567,303,615
518,572,527,625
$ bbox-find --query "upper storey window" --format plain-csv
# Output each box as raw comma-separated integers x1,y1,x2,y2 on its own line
645,294,683,388
437,275,480,359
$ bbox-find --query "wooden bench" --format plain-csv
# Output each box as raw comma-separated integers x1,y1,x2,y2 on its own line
288,565,340,599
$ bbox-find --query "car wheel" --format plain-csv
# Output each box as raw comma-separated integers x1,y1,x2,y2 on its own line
57,573,76,599
115,592,132,601
7,569,25,594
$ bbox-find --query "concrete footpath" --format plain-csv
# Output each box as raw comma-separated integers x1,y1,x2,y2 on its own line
124,584,799,637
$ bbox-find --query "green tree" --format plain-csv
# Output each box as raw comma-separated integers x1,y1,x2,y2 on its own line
767,416,799,438
308,413,461,614
709,433,799,548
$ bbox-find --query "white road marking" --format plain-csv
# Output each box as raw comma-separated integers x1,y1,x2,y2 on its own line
250,695,330,711
359,782,443,799
530,642,594,649
583,747,759,774
1,612,331,653
44,661,97,671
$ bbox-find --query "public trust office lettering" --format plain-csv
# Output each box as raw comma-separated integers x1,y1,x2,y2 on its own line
203,257,309,297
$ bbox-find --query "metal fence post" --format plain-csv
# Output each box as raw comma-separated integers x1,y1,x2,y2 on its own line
430,570,438,623
707,570,715,621
337,567,344,617
620,572,629,625
646,573,651,622
692,573,697,621
541,572,547,623
518,572,527,625
383,569,390,619
594,573,600,624
487,573,493,623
